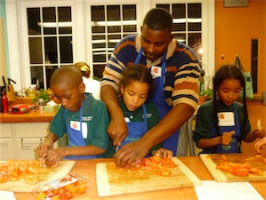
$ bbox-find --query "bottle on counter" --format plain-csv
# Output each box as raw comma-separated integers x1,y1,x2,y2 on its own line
1,90,8,113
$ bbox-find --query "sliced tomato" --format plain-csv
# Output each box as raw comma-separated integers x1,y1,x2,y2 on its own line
249,167,262,175
231,167,249,177
24,174,39,184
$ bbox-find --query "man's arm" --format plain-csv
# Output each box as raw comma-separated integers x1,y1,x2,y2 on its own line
100,85,128,146
114,103,195,167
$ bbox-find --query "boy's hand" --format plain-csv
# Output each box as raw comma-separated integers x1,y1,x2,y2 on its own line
45,148,66,163
38,143,52,159
221,131,235,145
153,148,173,158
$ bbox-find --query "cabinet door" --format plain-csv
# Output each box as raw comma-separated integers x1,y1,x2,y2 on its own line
0,139,13,160
0,124,12,138
13,123,49,138
14,138,44,160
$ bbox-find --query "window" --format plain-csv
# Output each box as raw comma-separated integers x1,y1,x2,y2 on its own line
156,3,202,62
7,0,213,90
27,6,73,89
90,4,137,79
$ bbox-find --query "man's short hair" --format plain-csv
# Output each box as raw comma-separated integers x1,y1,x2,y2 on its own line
143,8,173,31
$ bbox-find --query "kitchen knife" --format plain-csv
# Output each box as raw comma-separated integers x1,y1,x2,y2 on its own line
8,78,16,85
2,76,9,92
2,76,6,86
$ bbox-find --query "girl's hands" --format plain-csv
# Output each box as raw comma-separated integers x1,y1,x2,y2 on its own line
254,136,266,154
153,148,173,158
253,129,265,139
221,131,235,145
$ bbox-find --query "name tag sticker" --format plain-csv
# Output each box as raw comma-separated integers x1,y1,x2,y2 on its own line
218,112,235,126
124,117,130,123
70,121,88,138
151,66,162,79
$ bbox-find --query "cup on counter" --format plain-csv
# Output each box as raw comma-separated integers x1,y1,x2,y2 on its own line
37,98,46,110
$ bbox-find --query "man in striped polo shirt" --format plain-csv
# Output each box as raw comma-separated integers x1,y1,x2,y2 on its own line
101,7,201,167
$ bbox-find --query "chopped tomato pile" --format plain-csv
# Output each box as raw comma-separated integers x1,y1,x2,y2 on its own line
134,156,178,169
215,154,263,177
123,156,178,177
34,174,88,200
0,160,58,184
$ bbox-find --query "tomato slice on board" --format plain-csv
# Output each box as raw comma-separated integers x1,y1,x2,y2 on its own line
231,167,249,177
24,174,39,184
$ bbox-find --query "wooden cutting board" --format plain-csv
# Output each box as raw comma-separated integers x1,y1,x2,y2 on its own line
200,154,266,182
0,160,75,192
96,157,201,197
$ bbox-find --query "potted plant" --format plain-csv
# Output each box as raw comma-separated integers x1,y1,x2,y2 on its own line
32,89,50,109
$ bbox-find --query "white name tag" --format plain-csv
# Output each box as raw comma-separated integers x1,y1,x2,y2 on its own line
151,66,162,79
124,117,130,123
218,112,235,126
70,121,88,138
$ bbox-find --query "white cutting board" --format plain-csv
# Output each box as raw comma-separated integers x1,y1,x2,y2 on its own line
0,160,75,192
96,157,201,197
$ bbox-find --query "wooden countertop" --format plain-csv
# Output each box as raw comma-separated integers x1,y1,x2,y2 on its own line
0,98,56,123
14,156,266,200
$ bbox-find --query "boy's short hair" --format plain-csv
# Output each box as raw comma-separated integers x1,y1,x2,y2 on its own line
50,66,82,88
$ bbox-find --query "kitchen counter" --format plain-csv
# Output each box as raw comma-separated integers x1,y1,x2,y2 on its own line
14,156,266,200
0,98,56,123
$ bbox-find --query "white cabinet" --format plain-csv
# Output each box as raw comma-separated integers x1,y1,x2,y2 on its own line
0,122,49,159
0,124,13,160
0,139,13,160
14,138,44,159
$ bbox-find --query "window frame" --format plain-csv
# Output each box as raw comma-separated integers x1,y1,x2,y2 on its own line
6,0,214,90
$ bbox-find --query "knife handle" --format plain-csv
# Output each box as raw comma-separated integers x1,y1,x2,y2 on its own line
2,76,6,86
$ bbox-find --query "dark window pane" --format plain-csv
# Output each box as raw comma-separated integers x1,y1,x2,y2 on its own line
92,35,106,40
156,4,170,12
43,7,55,22
188,33,202,60
123,25,136,32
92,26,105,33
107,26,121,33
58,7,71,22
29,38,43,64
107,5,120,21
93,64,105,79
59,27,72,34
108,42,116,49
188,3,201,18
44,37,58,63
172,4,186,18
31,66,44,88
91,6,105,21
27,8,41,35
59,36,73,63
93,54,106,62
188,22,201,31
93,42,106,49
45,65,58,88
175,34,186,44
123,5,136,20
173,23,186,31
44,28,56,35
107,35,121,40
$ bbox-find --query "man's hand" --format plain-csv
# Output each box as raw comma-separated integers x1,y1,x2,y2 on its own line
114,140,149,167
221,131,235,145
107,117,128,146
